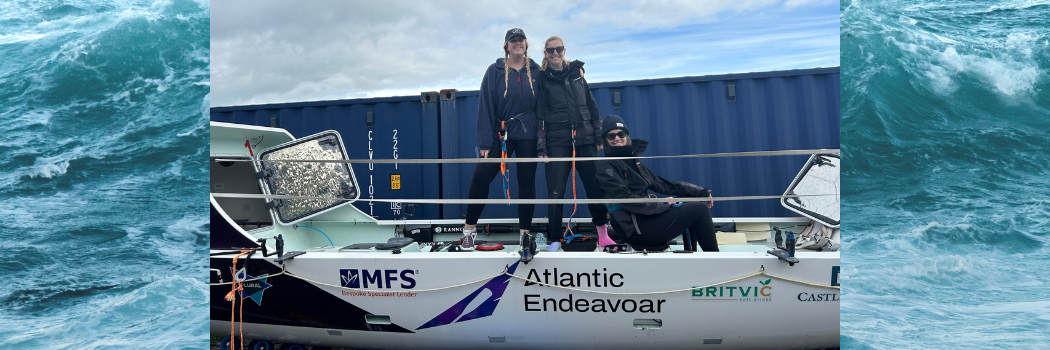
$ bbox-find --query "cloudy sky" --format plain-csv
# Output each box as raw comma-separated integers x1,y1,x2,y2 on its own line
211,0,839,107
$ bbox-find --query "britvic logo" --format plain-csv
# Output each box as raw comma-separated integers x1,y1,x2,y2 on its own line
692,279,773,302
340,269,417,289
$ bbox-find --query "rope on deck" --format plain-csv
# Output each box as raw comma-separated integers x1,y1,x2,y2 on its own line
208,263,839,293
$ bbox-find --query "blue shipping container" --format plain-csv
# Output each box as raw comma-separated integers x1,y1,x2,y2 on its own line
211,67,840,220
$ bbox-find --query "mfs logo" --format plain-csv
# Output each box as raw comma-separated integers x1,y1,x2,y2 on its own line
340,269,417,289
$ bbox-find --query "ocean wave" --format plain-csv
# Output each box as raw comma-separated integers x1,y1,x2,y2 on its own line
0,276,209,349
844,0,1050,347
0,0,208,347
984,0,1050,13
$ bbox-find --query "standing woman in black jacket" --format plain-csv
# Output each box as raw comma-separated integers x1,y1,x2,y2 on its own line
459,28,541,262
595,115,719,252
535,35,614,248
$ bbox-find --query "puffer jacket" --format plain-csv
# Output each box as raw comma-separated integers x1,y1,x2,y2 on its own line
476,57,541,151
595,139,710,240
535,60,602,156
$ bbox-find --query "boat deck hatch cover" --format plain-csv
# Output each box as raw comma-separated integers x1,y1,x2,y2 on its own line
781,153,839,228
341,243,380,250
254,130,360,224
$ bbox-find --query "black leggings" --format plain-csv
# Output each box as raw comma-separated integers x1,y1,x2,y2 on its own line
465,139,538,227
627,202,719,252
545,144,609,237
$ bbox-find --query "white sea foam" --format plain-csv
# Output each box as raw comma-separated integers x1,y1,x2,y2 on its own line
166,160,183,177
891,24,1045,98
0,33,48,45
160,215,208,245
177,119,207,137
28,156,71,179
925,46,1042,96
924,64,957,95
17,110,53,126
900,255,975,280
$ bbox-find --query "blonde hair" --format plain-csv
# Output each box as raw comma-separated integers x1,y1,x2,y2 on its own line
502,40,534,98
541,36,567,71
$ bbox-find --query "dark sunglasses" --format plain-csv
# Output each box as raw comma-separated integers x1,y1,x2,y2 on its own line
605,131,628,140
544,46,565,54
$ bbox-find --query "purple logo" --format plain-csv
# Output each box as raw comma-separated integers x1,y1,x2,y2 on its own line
416,261,520,330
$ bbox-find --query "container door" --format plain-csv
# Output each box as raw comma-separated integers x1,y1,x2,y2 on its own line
253,130,360,225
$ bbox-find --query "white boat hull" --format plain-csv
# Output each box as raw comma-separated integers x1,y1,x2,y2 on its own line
211,249,839,349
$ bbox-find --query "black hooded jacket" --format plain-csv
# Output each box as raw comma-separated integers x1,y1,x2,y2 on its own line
476,57,541,151
536,60,602,156
596,139,710,240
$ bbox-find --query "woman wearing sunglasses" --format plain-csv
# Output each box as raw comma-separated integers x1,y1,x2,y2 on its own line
595,115,719,252
460,28,541,262
535,35,614,249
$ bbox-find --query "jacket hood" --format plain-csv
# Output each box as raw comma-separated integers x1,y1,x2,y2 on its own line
543,59,585,79
605,138,649,157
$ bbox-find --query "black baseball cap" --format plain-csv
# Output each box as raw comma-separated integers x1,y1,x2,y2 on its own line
505,28,526,42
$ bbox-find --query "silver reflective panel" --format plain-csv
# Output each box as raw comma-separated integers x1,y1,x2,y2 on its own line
781,154,839,227
258,131,358,224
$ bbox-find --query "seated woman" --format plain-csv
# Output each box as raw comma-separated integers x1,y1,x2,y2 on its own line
595,115,719,252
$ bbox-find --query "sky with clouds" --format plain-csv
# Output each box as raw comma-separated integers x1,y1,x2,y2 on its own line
211,0,839,107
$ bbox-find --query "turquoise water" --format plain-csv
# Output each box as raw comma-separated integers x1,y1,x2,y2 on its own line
841,0,1050,348
0,0,210,348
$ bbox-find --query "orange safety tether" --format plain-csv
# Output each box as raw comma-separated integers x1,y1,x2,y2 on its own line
500,120,511,203
224,250,252,350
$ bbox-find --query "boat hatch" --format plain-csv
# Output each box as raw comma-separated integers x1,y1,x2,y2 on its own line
212,156,273,231
254,130,360,224
781,153,840,227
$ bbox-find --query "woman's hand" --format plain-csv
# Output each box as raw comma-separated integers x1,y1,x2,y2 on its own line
480,149,490,158
667,196,679,206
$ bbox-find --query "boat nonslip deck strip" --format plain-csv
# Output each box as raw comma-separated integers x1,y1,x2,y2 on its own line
210,193,835,204
209,264,839,294
213,148,840,165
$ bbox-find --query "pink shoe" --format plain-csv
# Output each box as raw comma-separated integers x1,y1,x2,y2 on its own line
596,224,616,248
